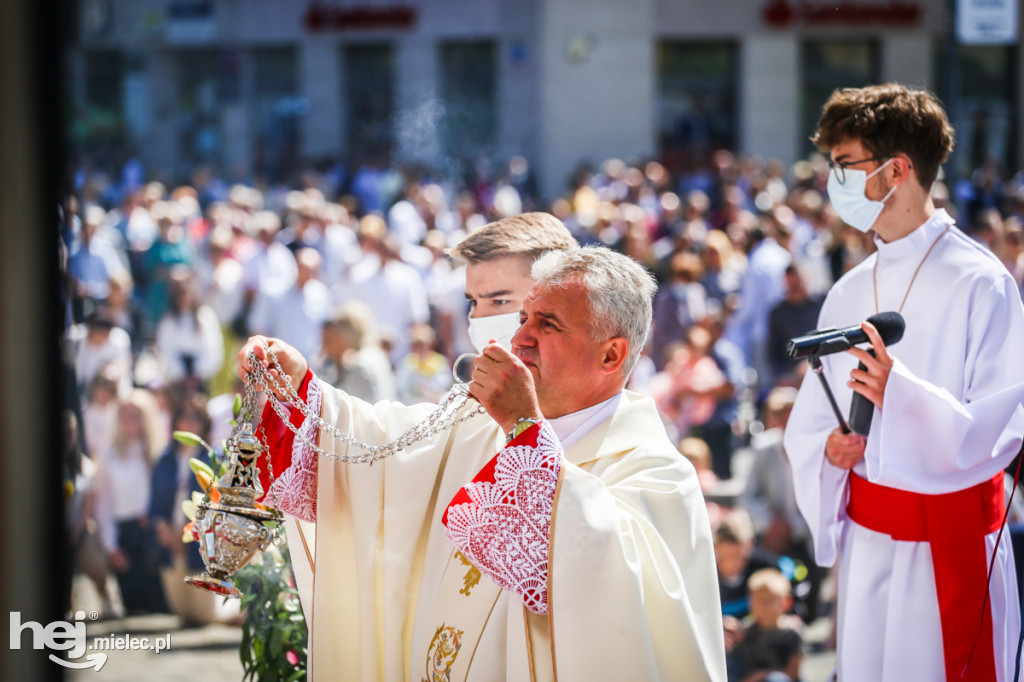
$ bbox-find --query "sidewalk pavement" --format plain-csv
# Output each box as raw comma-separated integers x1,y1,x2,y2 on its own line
68,612,243,682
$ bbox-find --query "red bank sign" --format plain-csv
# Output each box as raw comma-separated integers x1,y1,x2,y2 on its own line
763,0,923,27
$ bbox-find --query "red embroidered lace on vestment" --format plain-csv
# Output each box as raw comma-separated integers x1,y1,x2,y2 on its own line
443,421,562,615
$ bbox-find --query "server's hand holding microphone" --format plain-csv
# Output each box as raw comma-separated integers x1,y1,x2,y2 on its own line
787,311,905,468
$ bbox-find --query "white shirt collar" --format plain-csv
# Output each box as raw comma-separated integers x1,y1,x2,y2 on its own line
873,208,955,264
548,391,624,451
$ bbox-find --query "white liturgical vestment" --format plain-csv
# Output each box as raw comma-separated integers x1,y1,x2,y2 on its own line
784,210,1024,681
263,376,726,681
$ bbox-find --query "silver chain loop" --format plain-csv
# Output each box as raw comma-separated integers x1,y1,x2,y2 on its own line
245,344,487,468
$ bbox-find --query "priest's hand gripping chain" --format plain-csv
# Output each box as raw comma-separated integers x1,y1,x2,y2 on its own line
245,344,487,467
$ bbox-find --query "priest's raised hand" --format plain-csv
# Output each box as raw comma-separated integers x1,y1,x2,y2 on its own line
464,341,542,435
237,335,308,401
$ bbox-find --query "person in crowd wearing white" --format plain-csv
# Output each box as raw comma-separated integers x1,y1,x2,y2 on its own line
421,229,471,361
195,224,245,331
248,247,333,361
155,267,224,390
71,308,134,399
336,214,430,362
239,236,726,680
93,392,167,614
319,201,361,289
81,370,121,465
387,180,428,247
65,409,117,618
784,83,1024,681
240,209,298,320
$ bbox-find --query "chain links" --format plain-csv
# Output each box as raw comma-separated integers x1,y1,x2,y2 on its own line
246,344,487,468
249,417,286,545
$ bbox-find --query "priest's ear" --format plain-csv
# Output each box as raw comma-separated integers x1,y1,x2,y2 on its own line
599,337,629,376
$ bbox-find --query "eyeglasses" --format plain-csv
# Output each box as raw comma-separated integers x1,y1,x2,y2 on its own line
827,156,888,185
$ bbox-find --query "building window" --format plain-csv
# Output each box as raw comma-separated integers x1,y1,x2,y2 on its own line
344,44,395,166
801,40,879,157
79,50,127,165
252,47,301,183
175,49,224,174
934,43,1018,179
84,50,125,114
656,41,738,174
440,41,497,166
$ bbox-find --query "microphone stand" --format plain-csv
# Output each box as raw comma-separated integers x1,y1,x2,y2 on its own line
808,349,851,434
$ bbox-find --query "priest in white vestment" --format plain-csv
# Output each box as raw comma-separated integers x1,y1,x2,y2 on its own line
242,228,726,679
254,212,573,667
785,84,1024,682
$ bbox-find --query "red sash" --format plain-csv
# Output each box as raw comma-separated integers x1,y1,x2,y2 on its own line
846,472,1004,681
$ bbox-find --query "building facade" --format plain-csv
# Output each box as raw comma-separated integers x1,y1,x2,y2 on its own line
71,0,1022,200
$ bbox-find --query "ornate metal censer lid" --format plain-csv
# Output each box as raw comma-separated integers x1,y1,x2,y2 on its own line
207,422,276,520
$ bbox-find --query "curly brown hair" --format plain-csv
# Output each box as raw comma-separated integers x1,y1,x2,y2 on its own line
811,83,955,189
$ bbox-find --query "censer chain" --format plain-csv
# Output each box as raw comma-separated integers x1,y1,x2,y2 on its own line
245,346,486,470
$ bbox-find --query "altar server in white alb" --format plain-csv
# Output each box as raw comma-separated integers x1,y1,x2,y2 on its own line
784,83,1024,681
242,237,726,679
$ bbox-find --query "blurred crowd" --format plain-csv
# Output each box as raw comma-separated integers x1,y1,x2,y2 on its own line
60,149,1024,681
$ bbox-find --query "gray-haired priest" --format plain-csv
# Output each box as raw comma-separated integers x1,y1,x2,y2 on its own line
240,243,726,681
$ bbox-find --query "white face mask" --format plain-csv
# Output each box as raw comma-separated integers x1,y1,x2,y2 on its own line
467,311,522,354
827,158,898,232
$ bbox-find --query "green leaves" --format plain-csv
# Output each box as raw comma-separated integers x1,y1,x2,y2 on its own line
235,543,307,680
173,430,211,450
176,432,226,485
189,457,215,481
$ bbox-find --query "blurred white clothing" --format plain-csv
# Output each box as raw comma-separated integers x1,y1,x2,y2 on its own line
242,241,297,297
71,324,134,397
93,443,151,552
249,279,333,361
340,259,429,361
155,306,224,382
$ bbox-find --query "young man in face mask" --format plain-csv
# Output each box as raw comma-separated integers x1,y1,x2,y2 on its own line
784,83,1024,681
236,212,575,675
449,212,576,354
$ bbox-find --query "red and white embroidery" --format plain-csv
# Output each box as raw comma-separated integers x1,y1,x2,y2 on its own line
443,421,562,615
265,378,321,523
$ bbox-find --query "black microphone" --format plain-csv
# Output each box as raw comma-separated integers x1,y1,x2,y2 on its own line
786,311,905,360
849,352,878,436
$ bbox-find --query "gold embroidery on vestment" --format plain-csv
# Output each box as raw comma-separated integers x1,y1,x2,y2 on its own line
455,551,482,596
423,624,464,682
